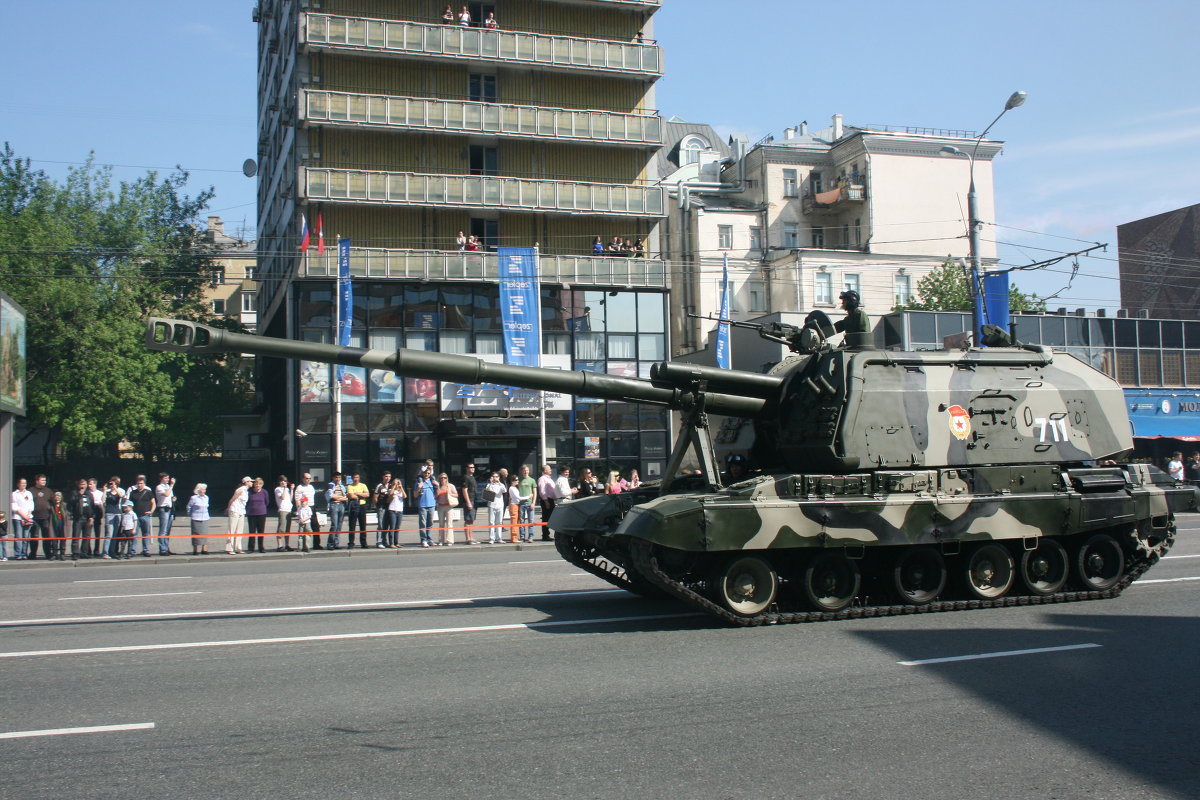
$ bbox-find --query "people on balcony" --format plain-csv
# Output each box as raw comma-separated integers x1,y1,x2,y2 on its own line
456,230,467,251
458,6,471,26
593,236,604,255
442,5,454,24
633,238,645,258
484,12,499,30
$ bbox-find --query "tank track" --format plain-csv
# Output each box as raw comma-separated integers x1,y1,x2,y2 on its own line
554,532,640,593
624,525,1175,628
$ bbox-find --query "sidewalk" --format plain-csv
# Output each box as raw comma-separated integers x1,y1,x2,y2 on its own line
0,512,557,567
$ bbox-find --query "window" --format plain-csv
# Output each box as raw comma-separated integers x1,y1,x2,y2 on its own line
810,171,823,193
469,145,498,176
718,225,733,249
470,218,499,249
843,274,860,295
681,135,709,165
245,266,257,281
748,281,766,313
749,226,762,251
815,272,832,304
811,226,825,248
782,169,798,198
854,217,862,247
894,274,912,306
782,223,799,249
212,298,226,315
212,268,225,285
241,292,257,313
468,73,497,103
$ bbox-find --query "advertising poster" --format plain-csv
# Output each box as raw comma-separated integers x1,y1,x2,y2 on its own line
583,436,601,460
0,293,26,416
299,360,331,403
378,437,398,462
369,369,404,402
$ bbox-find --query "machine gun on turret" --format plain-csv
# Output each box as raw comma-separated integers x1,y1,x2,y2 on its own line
687,310,838,353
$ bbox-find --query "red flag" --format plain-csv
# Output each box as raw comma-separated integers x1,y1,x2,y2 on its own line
317,212,324,255
299,214,311,252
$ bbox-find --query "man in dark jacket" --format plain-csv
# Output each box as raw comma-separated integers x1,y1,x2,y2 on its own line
67,478,96,559
125,475,156,557
30,474,54,560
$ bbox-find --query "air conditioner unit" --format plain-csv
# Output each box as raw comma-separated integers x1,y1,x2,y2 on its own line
1116,309,1129,318
1095,308,1107,318
311,75,321,84
1136,309,1150,319
1074,308,1086,316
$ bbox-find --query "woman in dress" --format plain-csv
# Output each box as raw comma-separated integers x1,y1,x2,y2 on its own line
244,477,270,553
435,472,459,546
186,484,210,556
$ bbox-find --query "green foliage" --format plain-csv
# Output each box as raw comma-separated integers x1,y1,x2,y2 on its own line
0,144,252,458
897,257,1046,314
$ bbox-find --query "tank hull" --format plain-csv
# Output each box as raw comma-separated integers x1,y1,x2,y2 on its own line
551,463,1197,624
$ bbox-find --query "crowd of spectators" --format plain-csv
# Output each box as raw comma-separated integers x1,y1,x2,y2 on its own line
1,463,644,562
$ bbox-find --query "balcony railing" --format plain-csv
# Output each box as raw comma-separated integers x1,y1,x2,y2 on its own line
303,13,663,77
802,183,867,216
302,90,663,147
299,248,667,289
304,168,666,218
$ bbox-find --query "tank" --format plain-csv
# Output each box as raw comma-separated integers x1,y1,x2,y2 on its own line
145,316,1198,626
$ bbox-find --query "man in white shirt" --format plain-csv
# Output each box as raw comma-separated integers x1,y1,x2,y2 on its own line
226,477,251,554
9,477,34,561
293,473,318,549
537,464,557,540
155,473,176,555
1167,451,1185,482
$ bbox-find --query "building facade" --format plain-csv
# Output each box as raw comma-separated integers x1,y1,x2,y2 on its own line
201,215,259,330
659,116,1004,356
254,0,668,482
1118,202,1200,321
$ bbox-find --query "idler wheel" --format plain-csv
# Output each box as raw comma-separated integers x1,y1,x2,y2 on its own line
713,556,778,617
1020,539,1069,596
802,553,861,612
892,547,947,605
963,543,1015,600
1075,534,1124,591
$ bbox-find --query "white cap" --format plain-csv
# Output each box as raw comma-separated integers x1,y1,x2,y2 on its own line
242,476,253,483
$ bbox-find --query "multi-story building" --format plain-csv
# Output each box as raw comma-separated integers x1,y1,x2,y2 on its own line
254,0,669,481
1118,202,1200,321
659,116,1005,355
201,215,259,330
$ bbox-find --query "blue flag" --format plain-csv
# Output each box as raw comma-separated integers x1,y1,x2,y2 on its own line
715,259,731,369
497,247,541,367
336,238,352,382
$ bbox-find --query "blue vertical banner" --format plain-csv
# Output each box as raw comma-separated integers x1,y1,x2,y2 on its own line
336,237,353,382
497,247,541,367
981,270,1011,341
715,257,731,369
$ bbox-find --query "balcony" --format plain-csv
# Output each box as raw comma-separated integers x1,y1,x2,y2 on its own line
302,90,663,148
299,248,667,289
303,13,663,78
553,0,660,6
304,168,666,218
801,182,867,216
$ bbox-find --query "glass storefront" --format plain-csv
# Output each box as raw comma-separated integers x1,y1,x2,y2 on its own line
293,281,669,482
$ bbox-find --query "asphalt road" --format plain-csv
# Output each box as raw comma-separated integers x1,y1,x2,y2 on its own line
1,518,1199,800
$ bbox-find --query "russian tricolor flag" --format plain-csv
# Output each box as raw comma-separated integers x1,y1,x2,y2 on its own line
299,214,311,252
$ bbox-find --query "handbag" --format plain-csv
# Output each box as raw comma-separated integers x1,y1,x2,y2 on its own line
481,489,497,503
448,492,460,508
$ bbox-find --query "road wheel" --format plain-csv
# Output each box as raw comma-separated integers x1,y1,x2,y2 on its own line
1019,539,1069,596
963,543,1015,599
803,553,860,612
713,556,778,617
893,547,946,605
1076,534,1124,591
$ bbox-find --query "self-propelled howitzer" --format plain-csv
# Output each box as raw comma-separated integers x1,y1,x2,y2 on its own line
145,316,1197,626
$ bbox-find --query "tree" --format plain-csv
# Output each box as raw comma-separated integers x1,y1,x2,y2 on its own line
0,144,253,458
898,257,1046,313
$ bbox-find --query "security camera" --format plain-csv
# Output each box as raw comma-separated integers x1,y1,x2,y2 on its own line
295,428,308,437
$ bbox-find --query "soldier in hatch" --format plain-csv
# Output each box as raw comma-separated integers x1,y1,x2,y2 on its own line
833,290,870,348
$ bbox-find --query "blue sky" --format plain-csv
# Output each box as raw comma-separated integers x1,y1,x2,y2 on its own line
4,0,1197,310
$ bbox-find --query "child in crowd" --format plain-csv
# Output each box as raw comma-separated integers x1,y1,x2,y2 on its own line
296,496,313,552
117,501,137,559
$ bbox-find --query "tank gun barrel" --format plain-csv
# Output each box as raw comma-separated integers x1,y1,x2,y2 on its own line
650,362,783,400
146,318,767,417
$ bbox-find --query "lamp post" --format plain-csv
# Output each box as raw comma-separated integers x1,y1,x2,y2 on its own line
941,90,1026,344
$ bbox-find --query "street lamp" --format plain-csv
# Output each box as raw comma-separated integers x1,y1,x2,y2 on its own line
941,90,1027,345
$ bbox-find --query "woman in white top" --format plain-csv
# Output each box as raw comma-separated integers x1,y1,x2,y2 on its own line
226,477,251,554
186,484,210,556
458,6,471,26
484,473,506,543
274,475,295,551
435,473,459,546
505,476,522,545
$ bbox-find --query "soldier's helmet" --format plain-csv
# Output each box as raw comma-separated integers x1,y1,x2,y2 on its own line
839,290,860,309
